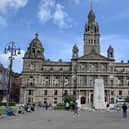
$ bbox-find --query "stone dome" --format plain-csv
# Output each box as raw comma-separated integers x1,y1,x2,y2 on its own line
30,33,43,49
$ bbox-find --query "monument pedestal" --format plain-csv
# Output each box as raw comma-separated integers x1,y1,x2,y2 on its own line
93,78,106,110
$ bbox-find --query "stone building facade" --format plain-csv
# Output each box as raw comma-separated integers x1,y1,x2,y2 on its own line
0,63,8,101
0,63,21,103
20,8,129,107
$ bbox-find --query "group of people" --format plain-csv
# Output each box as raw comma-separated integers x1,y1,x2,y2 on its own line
17,101,128,118
17,103,35,114
24,103,35,112
106,102,128,118
66,101,128,118
38,102,52,110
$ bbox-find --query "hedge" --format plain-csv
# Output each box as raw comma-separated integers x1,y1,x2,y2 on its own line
0,102,16,106
54,103,65,110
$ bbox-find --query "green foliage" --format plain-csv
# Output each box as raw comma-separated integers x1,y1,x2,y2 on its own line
54,94,76,110
54,103,65,110
0,102,16,106
125,96,129,103
0,102,6,106
63,94,75,104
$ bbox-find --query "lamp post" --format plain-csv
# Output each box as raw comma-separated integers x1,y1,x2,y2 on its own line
4,41,21,107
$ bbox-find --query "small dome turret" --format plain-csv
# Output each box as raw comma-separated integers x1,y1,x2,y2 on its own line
72,44,79,58
30,33,42,49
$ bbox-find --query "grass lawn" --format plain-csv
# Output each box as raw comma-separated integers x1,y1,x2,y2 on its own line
0,107,16,115
0,109,6,115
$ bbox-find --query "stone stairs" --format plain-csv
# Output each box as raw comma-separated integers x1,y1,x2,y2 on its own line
80,104,93,111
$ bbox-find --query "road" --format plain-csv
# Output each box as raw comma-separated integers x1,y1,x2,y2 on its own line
0,108,129,129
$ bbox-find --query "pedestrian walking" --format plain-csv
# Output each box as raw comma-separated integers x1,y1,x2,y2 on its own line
122,102,128,118
73,101,79,117
45,102,48,110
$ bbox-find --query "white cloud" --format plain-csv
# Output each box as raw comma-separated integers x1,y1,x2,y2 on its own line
38,0,72,29
0,50,25,73
0,0,28,13
53,4,69,29
0,16,7,28
38,0,55,23
0,0,28,28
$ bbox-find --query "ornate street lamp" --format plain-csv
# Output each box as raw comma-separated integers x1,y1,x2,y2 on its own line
4,41,21,107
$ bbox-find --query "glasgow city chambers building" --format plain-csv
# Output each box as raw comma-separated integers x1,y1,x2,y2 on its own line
20,8,129,107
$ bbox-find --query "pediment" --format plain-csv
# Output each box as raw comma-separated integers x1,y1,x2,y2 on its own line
78,50,114,61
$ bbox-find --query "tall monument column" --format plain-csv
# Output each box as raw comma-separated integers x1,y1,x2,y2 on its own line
93,78,106,109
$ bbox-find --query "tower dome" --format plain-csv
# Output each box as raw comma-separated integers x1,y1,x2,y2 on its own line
30,33,42,49
24,33,44,59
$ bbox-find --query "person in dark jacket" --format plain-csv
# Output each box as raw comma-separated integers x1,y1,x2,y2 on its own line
122,103,128,118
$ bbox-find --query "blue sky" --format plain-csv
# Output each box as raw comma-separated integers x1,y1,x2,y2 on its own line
0,0,129,73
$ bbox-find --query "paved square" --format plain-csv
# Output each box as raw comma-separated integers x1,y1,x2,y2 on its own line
0,109,129,129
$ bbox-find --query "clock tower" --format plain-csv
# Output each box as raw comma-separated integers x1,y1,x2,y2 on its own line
84,7,100,55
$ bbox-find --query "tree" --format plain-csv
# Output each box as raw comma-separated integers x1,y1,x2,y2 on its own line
63,94,75,104
125,96,129,103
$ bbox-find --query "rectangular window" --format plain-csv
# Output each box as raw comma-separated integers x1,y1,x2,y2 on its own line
111,91,114,95
54,98,57,104
54,90,58,95
44,98,47,104
54,98,57,100
44,90,48,95
73,90,76,95
128,81,129,86
119,90,122,95
64,90,68,95
111,80,113,86
54,101,57,104
29,90,33,95
105,90,107,96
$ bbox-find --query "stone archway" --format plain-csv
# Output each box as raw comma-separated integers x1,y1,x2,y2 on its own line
80,96,86,104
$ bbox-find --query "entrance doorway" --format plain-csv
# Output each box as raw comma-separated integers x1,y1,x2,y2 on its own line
80,96,86,104
90,94,93,105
